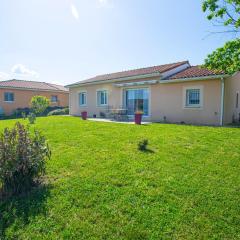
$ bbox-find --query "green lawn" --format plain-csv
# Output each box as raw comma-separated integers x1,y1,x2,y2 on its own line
0,116,240,239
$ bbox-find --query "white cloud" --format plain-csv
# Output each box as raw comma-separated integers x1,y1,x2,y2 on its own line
0,72,10,81
11,64,39,78
71,4,79,20
0,64,39,81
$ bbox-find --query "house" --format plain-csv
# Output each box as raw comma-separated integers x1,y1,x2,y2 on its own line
0,79,69,115
66,61,240,125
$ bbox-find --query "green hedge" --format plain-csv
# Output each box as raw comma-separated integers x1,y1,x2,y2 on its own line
47,108,69,116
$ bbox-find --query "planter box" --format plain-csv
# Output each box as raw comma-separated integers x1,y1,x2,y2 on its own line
135,113,142,125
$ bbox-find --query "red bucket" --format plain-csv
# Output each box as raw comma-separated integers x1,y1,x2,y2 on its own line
81,111,87,120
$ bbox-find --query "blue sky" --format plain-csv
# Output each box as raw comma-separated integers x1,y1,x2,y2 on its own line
0,0,236,85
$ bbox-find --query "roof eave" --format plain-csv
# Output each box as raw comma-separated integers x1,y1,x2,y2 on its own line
0,86,69,93
66,72,162,88
160,74,229,83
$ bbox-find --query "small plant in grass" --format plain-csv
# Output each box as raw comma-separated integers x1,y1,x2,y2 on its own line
135,110,144,114
28,112,36,124
0,122,51,197
22,112,26,119
138,139,149,151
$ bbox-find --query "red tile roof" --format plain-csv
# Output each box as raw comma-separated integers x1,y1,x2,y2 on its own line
167,66,225,80
0,79,68,92
70,61,189,85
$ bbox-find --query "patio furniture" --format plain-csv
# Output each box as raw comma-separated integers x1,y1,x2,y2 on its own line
105,105,114,119
111,108,128,121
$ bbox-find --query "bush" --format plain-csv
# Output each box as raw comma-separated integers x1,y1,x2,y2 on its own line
0,122,51,196
43,106,68,116
14,107,31,118
47,108,69,116
0,113,5,120
30,96,50,116
0,106,69,120
0,107,5,120
138,139,149,151
28,113,36,124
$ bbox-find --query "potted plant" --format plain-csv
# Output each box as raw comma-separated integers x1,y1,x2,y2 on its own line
135,110,143,125
81,111,87,120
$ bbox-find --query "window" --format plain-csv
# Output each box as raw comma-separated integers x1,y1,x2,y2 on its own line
51,95,58,103
79,92,87,106
124,88,149,115
236,92,239,109
97,90,108,106
185,88,202,107
4,92,14,102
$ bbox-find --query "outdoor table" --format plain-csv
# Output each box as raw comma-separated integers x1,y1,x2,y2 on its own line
111,109,128,121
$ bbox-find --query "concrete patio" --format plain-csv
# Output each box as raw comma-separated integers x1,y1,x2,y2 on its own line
87,118,152,125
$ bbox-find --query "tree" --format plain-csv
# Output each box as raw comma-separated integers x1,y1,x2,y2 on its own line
202,0,240,33
202,1,240,73
30,96,50,116
204,38,240,74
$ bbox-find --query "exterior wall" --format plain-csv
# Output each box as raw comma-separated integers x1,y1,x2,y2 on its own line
151,80,221,125
69,77,222,125
0,88,69,115
224,72,240,124
69,82,123,117
69,76,159,117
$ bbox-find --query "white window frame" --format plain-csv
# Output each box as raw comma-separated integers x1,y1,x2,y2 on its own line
96,89,108,107
79,91,87,106
4,92,14,103
183,86,203,109
122,87,150,117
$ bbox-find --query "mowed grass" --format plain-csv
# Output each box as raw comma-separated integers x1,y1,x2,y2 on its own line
0,116,240,239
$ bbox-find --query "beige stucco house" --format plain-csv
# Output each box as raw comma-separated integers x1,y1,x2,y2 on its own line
0,79,69,115
67,61,240,125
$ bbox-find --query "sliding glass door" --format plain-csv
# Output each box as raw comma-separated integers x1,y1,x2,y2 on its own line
124,88,149,116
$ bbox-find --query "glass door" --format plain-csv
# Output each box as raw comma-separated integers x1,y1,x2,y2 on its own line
124,88,149,116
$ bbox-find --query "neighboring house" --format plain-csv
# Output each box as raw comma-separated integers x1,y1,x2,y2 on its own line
0,79,69,115
67,61,240,125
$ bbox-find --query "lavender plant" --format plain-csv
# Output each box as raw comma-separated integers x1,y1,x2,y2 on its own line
0,122,51,196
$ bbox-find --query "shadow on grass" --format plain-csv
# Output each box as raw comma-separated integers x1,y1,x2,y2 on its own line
139,148,155,154
0,184,52,238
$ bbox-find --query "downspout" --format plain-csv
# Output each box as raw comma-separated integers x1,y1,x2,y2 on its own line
68,88,71,115
220,77,225,126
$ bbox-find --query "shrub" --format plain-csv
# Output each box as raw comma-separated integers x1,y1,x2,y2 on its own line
14,107,31,118
0,122,51,196
138,139,149,151
0,107,4,117
31,96,50,116
0,113,5,120
28,113,36,124
43,106,67,116
47,108,69,116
